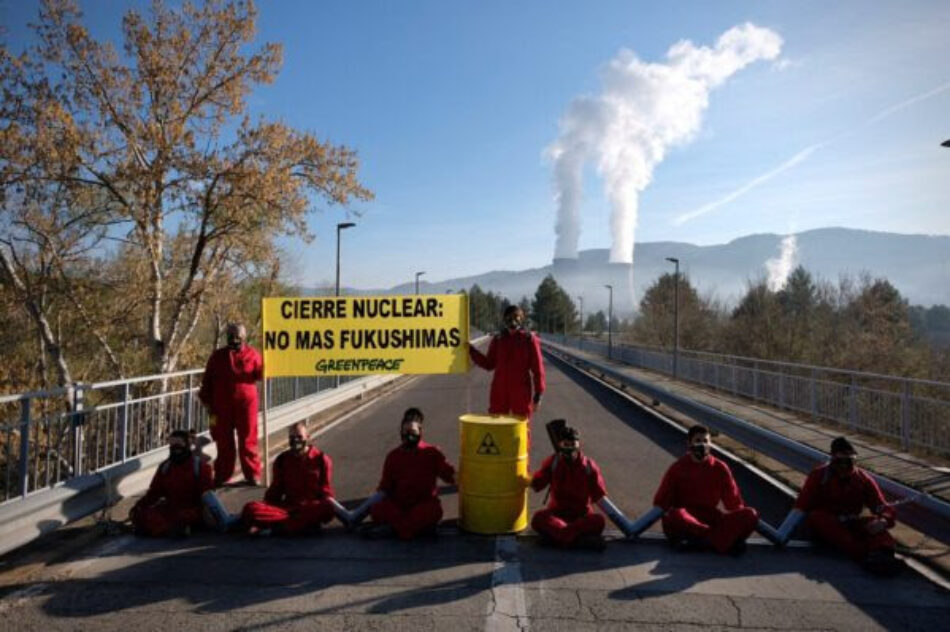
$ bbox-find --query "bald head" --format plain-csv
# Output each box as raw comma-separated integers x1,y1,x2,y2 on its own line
226,323,246,350
288,422,309,453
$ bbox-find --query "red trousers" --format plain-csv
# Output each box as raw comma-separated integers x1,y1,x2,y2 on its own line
370,497,442,540
132,504,202,537
211,402,261,485
242,499,335,534
806,510,895,561
662,506,758,553
532,508,605,547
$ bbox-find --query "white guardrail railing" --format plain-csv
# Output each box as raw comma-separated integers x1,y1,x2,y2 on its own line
543,334,950,456
542,339,950,545
0,373,398,556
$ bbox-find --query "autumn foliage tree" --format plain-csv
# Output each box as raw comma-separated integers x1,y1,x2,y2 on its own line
0,0,372,390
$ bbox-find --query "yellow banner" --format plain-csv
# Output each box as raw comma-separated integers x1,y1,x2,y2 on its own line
261,294,469,377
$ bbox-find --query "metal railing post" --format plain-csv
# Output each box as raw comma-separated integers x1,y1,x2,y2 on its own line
778,371,786,409
119,382,130,462
849,375,858,429
293,377,299,401
72,385,85,477
19,398,31,497
901,380,911,450
810,369,818,418
731,364,738,396
753,362,759,401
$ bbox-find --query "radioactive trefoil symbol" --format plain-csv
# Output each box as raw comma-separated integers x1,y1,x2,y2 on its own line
477,432,501,456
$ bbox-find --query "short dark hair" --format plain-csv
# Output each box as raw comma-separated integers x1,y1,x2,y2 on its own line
169,429,191,443
503,305,523,319
687,425,710,441
830,436,856,455
402,407,424,425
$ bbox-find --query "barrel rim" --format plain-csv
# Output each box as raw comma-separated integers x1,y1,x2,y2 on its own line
459,413,528,425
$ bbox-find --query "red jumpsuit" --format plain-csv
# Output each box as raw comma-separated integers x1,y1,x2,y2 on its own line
371,440,455,540
795,464,896,561
199,344,263,486
131,456,214,537
653,454,759,553
530,453,607,546
242,447,335,534
470,328,545,419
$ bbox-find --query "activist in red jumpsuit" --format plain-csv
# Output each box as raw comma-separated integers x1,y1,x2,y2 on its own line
653,425,759,554
199,322,263,487
242,422,337,535
366,408,456,540
530,425,608,550
130,430,214,537
795,436,898,572
469,305,545,420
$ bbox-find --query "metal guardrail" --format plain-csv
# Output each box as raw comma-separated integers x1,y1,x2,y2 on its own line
0,372,357,503
0,373,399,556
543,334,950,456
542,339,950,544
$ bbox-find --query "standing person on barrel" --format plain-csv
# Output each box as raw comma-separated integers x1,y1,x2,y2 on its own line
199,322,264,487
469,305,546,423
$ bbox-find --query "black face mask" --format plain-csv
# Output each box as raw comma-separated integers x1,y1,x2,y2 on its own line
289,437,307,453
402,432,421,447
690,444,710,460
505,317,522,330
228,337,242,350
833,456,855,471
559,446,578,458
170,446,190,463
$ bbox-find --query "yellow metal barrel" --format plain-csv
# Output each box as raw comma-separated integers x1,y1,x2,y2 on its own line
458,414,529,534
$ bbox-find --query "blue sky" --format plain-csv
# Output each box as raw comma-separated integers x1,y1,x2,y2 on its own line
3,1,949,290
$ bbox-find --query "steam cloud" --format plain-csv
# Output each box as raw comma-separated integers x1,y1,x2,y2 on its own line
766,234,798,291
549,23,782,263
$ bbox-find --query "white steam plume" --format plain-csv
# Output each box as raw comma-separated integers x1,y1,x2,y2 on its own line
549,23,782,263
766,234,798,291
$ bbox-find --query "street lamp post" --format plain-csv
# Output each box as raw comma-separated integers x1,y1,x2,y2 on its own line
604,284,613,360
335,222,356,296
665,257,680,379
415,271,426,295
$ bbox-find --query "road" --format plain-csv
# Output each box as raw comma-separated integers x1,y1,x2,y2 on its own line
0,347,947,630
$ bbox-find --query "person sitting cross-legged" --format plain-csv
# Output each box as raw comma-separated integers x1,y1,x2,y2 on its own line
241,422,338,536
529,424,608,551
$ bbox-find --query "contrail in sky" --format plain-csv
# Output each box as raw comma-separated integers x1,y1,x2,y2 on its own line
673,80,950,226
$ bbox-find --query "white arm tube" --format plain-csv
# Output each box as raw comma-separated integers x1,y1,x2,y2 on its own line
326,497,353,525
201,490,240,533
348,491,386,526
775,508,806,544
596,496,636,537
625,506,664,539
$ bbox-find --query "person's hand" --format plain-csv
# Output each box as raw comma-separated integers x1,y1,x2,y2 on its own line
518,473,533,489
533,393,543,408
867,518,888,535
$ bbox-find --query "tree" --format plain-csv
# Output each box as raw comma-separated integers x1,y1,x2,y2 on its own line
0,0,372,381
585,310,607,335
531,275,576,333
633,272,719,350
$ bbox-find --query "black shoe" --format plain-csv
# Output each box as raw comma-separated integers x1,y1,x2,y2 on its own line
575,533,607,552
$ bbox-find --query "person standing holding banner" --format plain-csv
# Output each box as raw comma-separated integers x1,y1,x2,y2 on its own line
199,322,264,487
469,305,546,421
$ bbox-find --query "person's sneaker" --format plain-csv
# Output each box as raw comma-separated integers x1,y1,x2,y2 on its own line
243,477,260,487
248,525,273,538
575,533,607,552
360,523,395,540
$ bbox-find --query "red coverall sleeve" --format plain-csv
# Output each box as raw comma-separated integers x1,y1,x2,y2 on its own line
198,352,216,407
264,455,285,504
435,450,456,485
530,455,555,492
794,470,820,512
719,462,745,511
588,458,607,503
377,452,395,495
862,472,895,526
469,337,497,371
320,453,334,499
250,347,263,381
136,468,166,510
652,462,677,509
529,333,545,396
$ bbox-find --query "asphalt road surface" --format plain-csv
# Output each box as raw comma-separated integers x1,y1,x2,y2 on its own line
0,347,947,631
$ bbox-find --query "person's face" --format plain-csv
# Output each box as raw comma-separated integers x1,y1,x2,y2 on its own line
831,451,856,476
689,433,711,461
227,325,246,350
289,426,308,454
401,420,422,447
504,310,523,330
558,437,580,459
169,436,190,462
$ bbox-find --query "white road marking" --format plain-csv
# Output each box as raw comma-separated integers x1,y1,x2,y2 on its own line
485,535,529,632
